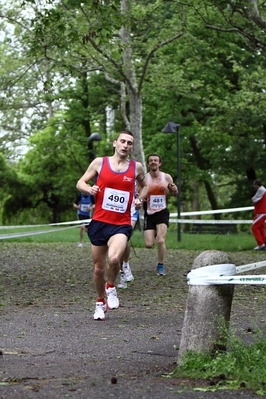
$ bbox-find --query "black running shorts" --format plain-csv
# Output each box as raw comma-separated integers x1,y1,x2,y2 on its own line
88,220,132,246
143,208,170,230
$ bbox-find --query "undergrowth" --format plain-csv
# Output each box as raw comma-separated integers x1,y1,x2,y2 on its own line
170,330,266,395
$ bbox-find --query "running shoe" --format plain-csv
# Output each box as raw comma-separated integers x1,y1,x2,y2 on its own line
254,244,266,250
93,302,107,321
105,285,119,309
123,264,134,282
117,272,127,289
78,243,83,248
157,264,166,276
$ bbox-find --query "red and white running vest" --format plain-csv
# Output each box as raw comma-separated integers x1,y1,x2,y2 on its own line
93,157,136,225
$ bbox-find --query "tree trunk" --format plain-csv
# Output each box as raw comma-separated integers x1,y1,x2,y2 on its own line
120,0,146,169
127,90,145,167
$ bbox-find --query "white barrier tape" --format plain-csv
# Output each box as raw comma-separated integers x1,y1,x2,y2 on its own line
171,206,253,217
0,219,92,229
49,219,91,226
139,216,252,224
187,264,236,286
0,206,254,230
0,205,253,230
0,224,53,229
235,260,266,274
169,219,252,224
187,262,266,285
1,203,254,229
0,224,83,240
189,275,266,285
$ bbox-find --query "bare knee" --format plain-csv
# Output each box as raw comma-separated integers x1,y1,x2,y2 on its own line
145,242,154,249
94,264,105,278
108,255,120,268
157,237,165,246
144,231,156,249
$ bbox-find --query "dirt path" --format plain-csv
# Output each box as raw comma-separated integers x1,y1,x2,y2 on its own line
0,242,265,398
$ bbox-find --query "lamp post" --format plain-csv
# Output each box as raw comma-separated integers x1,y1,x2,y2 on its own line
88,132,102,161
161,121,181,242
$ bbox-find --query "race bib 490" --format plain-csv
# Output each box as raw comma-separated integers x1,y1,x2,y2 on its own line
102,187,130,213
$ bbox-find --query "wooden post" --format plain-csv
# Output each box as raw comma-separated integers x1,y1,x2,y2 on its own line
177,250,235,363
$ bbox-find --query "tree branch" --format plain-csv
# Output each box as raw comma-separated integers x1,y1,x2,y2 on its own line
0,13,29,31
205,24,266,50
85,36,135,93
138,32,183,93
104,73,120,86
244,0,266,29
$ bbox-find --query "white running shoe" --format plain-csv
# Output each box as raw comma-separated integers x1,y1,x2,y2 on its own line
78,243,83,248
117,272,127,289
93,302,107,321
254,244,266,250
123,264,134,282
105,285,119,309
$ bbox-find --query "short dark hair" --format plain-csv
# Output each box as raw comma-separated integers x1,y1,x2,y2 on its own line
146,153,162,163
254,179,262,186
116,130,134,140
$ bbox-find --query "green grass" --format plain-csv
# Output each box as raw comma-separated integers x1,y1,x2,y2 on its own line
0,225,80,243
132,230,255,252
0,224,256,251
170,331,266,395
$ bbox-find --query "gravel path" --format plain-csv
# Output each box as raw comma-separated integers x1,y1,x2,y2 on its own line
1,242,266,398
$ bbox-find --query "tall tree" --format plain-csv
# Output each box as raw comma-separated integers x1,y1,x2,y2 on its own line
141,4,266,212
21,0,184,165
2,111,94,224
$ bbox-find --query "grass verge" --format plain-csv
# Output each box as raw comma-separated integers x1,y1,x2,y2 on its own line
169,331,266,395
0,225,257,251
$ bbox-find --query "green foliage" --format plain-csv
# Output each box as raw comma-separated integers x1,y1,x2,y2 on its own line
2,0,266,224
1,172,36,224
171,331,266,394
0,154,18,189
1,113,87,224
142,12,266,209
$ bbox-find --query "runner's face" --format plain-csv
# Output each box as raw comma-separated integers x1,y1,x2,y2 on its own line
148,156,161,171
114,133,134,157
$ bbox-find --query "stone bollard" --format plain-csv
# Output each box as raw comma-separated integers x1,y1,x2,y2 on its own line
177,250,235,363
